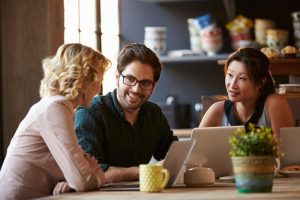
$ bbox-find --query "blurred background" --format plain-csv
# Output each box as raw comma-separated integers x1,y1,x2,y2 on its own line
1,0,300,166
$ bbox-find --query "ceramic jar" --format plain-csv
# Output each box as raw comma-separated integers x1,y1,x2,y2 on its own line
291,11,300,48
266,29,289,52
187,18,203,53
230,30,252,50
231,156,277,193
200,26,223,56
226,15,253,50
254,19,275,46
144,27,167,55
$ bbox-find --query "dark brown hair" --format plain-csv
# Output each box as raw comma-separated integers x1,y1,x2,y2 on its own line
117,43,162,82
224,48,275,99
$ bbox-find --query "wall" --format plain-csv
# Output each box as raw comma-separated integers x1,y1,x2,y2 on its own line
119,0,231,52
0,0,64,162
119,0,299,127
120,0,300,52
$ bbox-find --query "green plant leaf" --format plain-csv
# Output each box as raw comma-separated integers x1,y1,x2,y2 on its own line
229,123,280,157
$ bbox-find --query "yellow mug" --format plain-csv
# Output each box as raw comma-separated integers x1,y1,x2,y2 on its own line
139,164,170,192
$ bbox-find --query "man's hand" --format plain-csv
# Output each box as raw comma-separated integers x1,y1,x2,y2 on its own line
104,166,139,183
53,181,72,195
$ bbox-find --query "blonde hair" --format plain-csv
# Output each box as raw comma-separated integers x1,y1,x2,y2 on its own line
39,43,110,100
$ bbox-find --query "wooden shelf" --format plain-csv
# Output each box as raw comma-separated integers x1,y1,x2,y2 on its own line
137,0,206,2
161,54,230,64
218,59,300,76
269,59,300,75
161,55,300,76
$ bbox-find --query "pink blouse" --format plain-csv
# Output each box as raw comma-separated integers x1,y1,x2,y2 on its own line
0,95,102,200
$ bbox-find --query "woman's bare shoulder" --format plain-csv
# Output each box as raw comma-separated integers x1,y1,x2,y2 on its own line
199,100,225,127
266,93,289,106
266,93,294,135
209,101,225,112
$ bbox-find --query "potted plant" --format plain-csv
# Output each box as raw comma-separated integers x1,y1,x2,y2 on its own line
229,123,280,193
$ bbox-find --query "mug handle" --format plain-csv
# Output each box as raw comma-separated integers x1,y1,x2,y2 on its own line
161,169,170,189
274,158,281,177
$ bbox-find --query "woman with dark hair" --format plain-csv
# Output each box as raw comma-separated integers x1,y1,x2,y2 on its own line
199,48,294,137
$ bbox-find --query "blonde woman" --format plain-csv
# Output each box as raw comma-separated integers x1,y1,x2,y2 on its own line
0,43,110,199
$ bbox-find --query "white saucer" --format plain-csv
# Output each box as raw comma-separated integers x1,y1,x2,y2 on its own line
218,175,235,183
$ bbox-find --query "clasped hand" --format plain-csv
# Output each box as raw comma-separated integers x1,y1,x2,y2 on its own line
52,153,105,195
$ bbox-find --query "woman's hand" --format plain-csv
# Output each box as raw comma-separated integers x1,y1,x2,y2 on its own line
53,181,72,195
84,153,106,187
96,166,106,187
84,153,100,172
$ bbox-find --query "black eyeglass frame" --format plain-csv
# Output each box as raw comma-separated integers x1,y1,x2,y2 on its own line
120,73,154,90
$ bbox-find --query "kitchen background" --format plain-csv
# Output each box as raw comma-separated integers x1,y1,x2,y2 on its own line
1,0,300,166
119,0,300,128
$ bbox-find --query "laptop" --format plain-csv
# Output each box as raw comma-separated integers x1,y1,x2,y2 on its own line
101,140,196,191
280,127,300,168
186,126,244,178
163,139,196,187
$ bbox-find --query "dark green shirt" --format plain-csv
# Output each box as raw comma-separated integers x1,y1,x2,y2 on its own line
75,89,178,171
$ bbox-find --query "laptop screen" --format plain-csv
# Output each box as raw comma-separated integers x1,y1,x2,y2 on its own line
187,126,244,178
163,140,196,187
100,140,196,191
280,127,300,168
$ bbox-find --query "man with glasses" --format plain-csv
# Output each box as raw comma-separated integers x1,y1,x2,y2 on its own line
75,43,178,183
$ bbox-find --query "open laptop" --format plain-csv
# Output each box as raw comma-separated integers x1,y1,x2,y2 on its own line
186,126,244,178
280,127,300,168
101,140,195,191
163,139,196,187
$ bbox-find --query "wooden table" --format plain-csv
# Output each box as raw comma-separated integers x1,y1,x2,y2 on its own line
37,177,300,200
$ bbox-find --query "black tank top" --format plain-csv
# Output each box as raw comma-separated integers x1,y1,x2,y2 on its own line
224,96,266,126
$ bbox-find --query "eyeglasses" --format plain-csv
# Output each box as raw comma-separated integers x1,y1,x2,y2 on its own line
120,73,154,90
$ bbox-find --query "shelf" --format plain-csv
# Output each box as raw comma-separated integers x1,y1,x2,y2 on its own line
161,54,230,64
269,59,300,76
218,58,300,76
137,0,206,2
161,55,300,76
